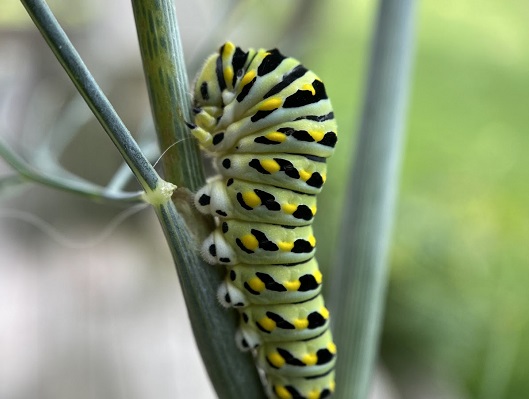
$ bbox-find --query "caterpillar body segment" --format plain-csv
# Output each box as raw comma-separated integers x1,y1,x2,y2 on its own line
258,329,336,378
192,42,337,399
219,258,323,308
195,177,318,226
267,370,336,399
232,119,337,158
203,221,317,266
217,153,328,195
237,294,330,344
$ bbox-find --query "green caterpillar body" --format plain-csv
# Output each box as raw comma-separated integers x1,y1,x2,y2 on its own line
190,42,337,399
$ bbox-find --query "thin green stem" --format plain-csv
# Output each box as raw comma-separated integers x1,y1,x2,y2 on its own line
20,0,160,193
329,1,416,398
0,136,143,203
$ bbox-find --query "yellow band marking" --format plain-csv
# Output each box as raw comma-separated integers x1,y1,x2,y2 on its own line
260,97,282,111
314,269,323,284
299,170,311,181
282,203,297,214
242,191,261,208
309,129,325,142
284,280,301,291
302,353,318,366
302,83,316,95
267,352,286,368
248,277,265,292
328,341,337,354
258,316,276,332
224,66,234,88
322,173,327,183
275,386,292,399
308,391,320,399
261,159,280,173
241,70,256,86
223,41,235,56
240,234,259,250
320,307,330,319
293,318,309,329
265,132,287,143
278,241,294,252
308,235,316,247
311,205,317,216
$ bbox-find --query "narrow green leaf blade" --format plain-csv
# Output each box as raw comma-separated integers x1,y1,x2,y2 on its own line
329,1,416,398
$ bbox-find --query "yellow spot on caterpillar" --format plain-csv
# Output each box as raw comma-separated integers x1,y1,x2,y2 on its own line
275,385,292,399
265,132,287,142
308,391,320,399
278,241,294,252
242,191,261,208
320,307,330,319
261,159,280,173
293,318,309,329
268,352,286,368
258,316,276,331
314,269,323,284
248,277,265,292
322,173,327,183
240,234,259,250
302,83,316,95
284,280,301,291
223,42,235,56
308,235,316,247
299,170,311,181
328,341,337,354
282,203,297,214
311,205,317,216
241,70,256,86
224,66,234,87
330,380,336,391
260,97,282,111
309,129,325,142
302,353,318,366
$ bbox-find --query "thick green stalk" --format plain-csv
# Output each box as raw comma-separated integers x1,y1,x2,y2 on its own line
154,201,266,399
131,0,204,192
20,0,160,193
329,1,416,398
131,1,266,398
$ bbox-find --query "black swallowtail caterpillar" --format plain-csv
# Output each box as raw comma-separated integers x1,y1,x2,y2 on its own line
189,42,337,399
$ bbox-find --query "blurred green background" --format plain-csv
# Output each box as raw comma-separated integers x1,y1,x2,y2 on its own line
1,0,528,398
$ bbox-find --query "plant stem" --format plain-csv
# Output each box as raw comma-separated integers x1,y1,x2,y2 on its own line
329,1,416,398
131,0,204,192
154,201,266,399
131,1,266,397
0,136,143,203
